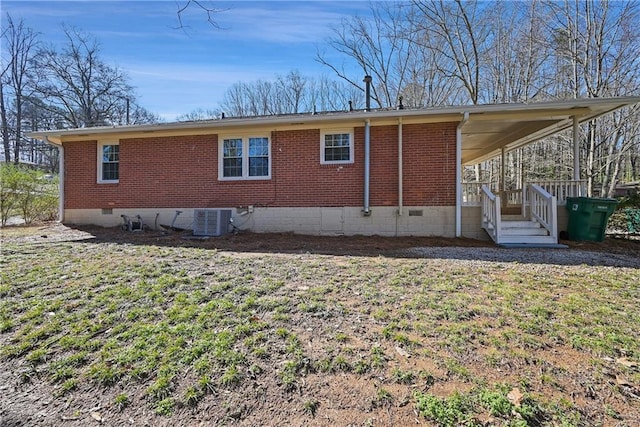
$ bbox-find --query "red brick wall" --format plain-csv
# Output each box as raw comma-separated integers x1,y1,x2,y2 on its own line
402,123,457,206
63,122,457,210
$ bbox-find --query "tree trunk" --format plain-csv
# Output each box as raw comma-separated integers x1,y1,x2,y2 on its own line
0,81,12,163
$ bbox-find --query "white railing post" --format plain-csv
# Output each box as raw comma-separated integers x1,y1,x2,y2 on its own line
522,184,527,219
462,182,489,206
550,194,558,241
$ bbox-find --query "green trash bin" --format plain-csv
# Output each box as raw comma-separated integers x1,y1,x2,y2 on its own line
565,197,618,242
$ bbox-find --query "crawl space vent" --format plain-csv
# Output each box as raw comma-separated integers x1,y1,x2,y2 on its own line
193,209,232,236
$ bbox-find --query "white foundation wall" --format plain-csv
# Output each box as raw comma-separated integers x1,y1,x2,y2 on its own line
460,206,488,240
64,208,201,230
64,206,459,237
248,206,457,236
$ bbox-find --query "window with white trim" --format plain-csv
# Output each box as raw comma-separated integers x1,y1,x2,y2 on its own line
321,130,354,164
219,135,271,180
98,141,119,183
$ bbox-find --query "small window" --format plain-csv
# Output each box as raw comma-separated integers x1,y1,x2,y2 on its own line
219,135,271,180
321,130,354,164
98,141,119,183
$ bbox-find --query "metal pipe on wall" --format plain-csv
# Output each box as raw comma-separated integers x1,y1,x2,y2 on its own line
363,118,371,216
363,75,373,216
398,117,403,216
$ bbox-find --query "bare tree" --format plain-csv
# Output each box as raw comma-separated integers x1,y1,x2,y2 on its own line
274,71,307,114
175,0,224,29
218,72,359,117
317,2,420,108
306,76,364,112
411,0,491,105
33,27,134,128
483,1,550,103
1,69,10,162
1,14,40,163
176,108,221,121
545,0,640,196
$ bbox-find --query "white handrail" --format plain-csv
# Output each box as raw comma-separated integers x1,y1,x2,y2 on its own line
481,185,501,243
461,182,489,206
529,184,557,241
526,180,585,205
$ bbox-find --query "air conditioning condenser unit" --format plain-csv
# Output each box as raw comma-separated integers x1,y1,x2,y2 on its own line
193,209,232,236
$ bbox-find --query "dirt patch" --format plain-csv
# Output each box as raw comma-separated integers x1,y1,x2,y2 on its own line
4,221,640,258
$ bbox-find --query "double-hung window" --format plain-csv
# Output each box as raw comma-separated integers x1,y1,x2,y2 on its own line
219,135,271,180
98,141,119,183
321,130,354,164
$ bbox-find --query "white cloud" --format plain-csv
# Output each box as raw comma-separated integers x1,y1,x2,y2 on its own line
219,5,348,43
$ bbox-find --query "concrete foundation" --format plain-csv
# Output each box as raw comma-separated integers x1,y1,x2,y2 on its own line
64,206,461,237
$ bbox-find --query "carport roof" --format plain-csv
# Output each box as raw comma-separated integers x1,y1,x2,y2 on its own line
29,96,640,165
457,96,640,165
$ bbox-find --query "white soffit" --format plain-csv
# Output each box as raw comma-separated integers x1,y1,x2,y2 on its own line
460,97,640,165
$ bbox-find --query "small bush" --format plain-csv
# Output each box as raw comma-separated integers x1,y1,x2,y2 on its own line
0,164,58,226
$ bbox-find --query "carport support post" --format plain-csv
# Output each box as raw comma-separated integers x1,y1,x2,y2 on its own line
455,112,468,238
573,115,580,181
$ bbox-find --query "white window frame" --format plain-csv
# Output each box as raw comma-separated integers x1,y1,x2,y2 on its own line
97,140,119,183
218,135,271,181
320,129,354,165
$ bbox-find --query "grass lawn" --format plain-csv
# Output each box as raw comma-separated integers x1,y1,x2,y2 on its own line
1,224,639,426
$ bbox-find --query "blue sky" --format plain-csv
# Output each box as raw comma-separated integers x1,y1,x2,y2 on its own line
3,1,372,120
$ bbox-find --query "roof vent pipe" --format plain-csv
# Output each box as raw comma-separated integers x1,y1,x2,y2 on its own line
398,96,404,110
364,75,372,112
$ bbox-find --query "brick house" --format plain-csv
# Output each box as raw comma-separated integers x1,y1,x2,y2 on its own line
29,97,639,243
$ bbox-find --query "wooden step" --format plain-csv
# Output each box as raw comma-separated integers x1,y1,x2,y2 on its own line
497,235,558,244
501,220,540,228
501,227,549,236
501,219,549,236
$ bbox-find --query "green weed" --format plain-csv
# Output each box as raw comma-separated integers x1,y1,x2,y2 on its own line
302,399,319,417
114,393,129,411
414,391,475,427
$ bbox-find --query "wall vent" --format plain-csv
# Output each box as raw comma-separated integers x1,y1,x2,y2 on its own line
193,209,232,236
